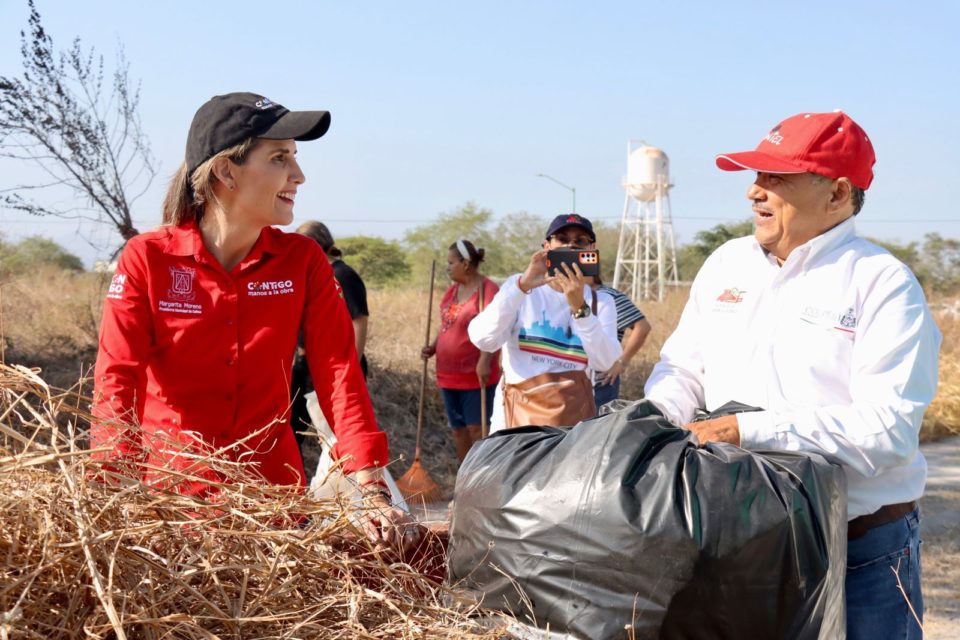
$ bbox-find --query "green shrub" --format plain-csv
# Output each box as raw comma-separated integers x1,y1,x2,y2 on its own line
0,234,84,275
336,236,410,287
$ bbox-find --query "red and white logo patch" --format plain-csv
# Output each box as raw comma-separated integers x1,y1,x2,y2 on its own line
168,266,196,302
716,288,745,303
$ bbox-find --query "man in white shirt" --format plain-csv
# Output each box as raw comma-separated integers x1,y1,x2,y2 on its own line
644,111,940,640
469,214,622,431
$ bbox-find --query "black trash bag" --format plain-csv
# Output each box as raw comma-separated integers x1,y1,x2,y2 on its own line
447,400,847,640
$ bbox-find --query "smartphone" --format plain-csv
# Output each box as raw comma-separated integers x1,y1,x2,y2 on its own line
546,249,600,278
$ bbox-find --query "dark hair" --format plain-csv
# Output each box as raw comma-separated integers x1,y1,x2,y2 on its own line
296,220,336,254
448,239,485,268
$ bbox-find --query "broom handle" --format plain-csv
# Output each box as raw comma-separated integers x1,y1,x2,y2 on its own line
414,259,437,460
480,382,488,438
478,279,488,438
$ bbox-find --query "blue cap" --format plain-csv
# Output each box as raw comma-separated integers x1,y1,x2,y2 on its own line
545,213,595,241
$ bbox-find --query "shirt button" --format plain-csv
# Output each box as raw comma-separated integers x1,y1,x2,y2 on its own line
226,357,235,365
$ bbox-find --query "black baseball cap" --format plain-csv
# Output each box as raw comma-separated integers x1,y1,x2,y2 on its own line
545,213,595,241
185,92,331,177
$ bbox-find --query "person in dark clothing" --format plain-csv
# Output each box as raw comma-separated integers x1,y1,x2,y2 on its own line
291,220,370,449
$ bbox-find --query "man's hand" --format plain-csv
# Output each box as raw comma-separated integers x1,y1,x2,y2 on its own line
421,343,436,360
685,415,740,447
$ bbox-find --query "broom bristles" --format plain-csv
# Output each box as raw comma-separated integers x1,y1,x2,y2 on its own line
396,460,444,503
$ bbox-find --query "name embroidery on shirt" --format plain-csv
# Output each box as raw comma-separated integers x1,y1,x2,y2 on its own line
247,280,295,297
158,300,203,314
800,305,858,334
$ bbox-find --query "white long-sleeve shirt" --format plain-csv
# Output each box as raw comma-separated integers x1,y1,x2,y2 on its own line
644,218,941,518
469,275,622,430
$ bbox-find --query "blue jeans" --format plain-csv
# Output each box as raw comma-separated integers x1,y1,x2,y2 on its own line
593,376,621,410
440,385,497,429
846,509,923,639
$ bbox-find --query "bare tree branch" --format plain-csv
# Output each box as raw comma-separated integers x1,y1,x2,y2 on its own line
0,0,155,249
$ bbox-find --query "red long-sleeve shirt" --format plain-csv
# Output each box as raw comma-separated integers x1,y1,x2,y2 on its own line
91,222,388,488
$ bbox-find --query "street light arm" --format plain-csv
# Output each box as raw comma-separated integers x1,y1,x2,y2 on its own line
536,173,574,191
535,173,577,212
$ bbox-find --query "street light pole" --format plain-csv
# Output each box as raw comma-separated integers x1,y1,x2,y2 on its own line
536,173,576,213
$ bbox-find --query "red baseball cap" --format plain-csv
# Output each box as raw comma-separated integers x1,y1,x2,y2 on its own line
715,111,876,189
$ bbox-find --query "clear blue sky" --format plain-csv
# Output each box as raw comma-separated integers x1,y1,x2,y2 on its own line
2,0,958,266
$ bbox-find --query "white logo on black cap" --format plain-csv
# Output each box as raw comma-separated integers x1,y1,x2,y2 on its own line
255,97,275,110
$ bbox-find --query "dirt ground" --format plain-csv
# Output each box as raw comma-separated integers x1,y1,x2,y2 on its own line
919,435,960,639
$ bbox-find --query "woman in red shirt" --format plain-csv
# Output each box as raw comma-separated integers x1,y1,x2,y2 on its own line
91,92,417,549
421,240,500,462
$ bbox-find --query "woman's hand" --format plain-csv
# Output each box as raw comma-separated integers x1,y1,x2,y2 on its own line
421,343,437,360
359,492,424,554
518,249,552,292
601,358,626,385
476,357,492,385
553,262,587,312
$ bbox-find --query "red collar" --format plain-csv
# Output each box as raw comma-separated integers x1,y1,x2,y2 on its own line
163,222,284,265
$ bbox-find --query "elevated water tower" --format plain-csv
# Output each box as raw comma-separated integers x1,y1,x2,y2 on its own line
612,141,679,301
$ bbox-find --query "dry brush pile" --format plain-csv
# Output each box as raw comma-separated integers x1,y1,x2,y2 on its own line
0,364,506,639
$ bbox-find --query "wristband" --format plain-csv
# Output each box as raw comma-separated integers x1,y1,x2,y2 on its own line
360,478,390,492
360,484,392,505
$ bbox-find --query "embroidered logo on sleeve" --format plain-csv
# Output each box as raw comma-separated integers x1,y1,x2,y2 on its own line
107,273,127,300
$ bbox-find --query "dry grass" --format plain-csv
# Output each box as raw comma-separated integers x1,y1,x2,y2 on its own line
0,363,505,639
924,309,960,440
0,268,105,388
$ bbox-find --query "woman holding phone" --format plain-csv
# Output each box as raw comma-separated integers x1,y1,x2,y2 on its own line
467,214,621,431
